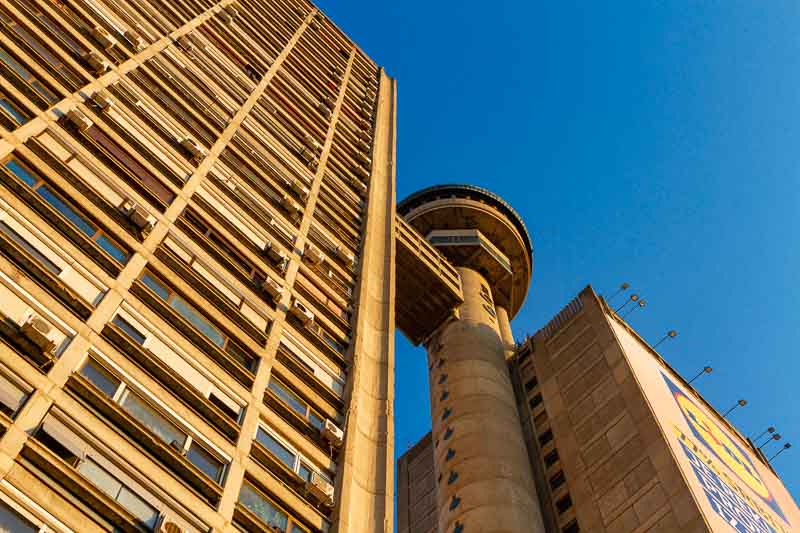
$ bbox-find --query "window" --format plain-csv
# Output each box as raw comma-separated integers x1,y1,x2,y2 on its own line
549,470,566,490
524,376,538,391
2,157,130,264
440,390,449,402
529,393,543,409
0,221,60,274
78,359,225,483
238,481,309,533
544,449,560,468
539,429,554,446
77,458,160,528
562,519,580,533
0,47,60,106
454,522,464,533
446,448,455,461
438,374,447,385
138,270,254,370
112,315,146,345
267,378,324,430
255,427,330,485
443,427,453,441
449,496,461,511
0,95,29,126
441,407,452,421
447,471,458,485
0,500,37,532
555,494,573,515
0,373,30,418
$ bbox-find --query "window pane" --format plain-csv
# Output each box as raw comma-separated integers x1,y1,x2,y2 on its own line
96,234,129,264
116,488,159,528
170,296,226,347
186,443,223,482
35,186,97,237
79,360,121,397
238,483,288,530
0,221,61,274
0,373,27,418
112,316,146,345
0,500,38,533
267,380,307,419
120,391,186,449
4,159,38,187
77,458,123,499
308,411,324,431
255,428,295,470
140,272,171,301
0,98,28,125
297,463,312,483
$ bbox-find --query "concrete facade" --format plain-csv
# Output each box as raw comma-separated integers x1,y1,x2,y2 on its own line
400,285,800,533
0,0,396,530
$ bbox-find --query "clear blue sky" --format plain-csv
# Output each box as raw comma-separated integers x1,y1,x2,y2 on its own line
316,0,800,502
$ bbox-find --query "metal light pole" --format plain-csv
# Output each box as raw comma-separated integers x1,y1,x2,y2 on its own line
653,330,678,350
688,366,713,384
758,433,782,451
607,282,630,304
621,299,646,319
615,294,639,313
722,399,747,418
769,443,791,463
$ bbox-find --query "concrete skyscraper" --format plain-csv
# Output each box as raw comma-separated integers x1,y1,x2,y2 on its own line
0,0,402,530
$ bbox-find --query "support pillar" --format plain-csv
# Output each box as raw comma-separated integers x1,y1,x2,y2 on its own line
426,268,545,533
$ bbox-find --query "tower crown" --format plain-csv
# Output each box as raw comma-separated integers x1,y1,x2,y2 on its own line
398,184,533,318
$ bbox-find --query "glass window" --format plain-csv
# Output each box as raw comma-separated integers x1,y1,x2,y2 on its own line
2,158,130,264
170,297,225,347
255,428,295,470
0,47,59,105
112,316,146,345
308,411,324,431
238,482,289,531
297,463,312,483
4,159,37,186
0,373,28,418
0,499,38,532
0,97,28,125
0,221,61,274
140,272,170,301
119,391,186,449
79,359,121,397
186,443,223,482
267,379,307,418
77,458,159,528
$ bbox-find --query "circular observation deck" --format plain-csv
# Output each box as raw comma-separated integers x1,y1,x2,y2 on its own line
397,184,533,318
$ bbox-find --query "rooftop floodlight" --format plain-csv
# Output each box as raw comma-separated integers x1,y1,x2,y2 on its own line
621,298,646,319
759,433,782,451
688,366,713,384
653,330,678,349
722,399,747,418
607,282,630,303
615,293,639,313
751,426,776,444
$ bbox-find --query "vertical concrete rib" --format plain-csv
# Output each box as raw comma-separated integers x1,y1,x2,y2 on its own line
428,268,545,533
332,70,396,533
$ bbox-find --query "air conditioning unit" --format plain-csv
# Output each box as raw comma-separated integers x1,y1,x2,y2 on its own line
119,199,153,234
352,165,370,181
176,35,194,53
353,180,368,198
306,472,334,507
179,138,206,162
357,118,371,131
322,419,344,447
317,102,332,119
355,139,370,152
90,26,117,50
219,11,232,24
365,90,376,102
124,29,146,51
91,91,114,111
83,51,111,74
310,19,322,31
260,276,282,302
263,242,286,264
290,300,314,325
224,5,239,17
66,109,93,131
356,129,371,143
21,316,55,354
334,246,355,268
290,180,309,201
280,195,301,217
155,515,184,533
303,243,323,265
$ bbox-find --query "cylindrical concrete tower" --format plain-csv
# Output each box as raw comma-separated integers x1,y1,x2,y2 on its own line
398,185,544,533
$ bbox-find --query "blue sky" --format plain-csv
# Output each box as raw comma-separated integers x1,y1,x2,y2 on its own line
315,0,800,502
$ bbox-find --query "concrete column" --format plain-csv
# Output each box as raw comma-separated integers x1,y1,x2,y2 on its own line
427,268,545,533
496,305,516,360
